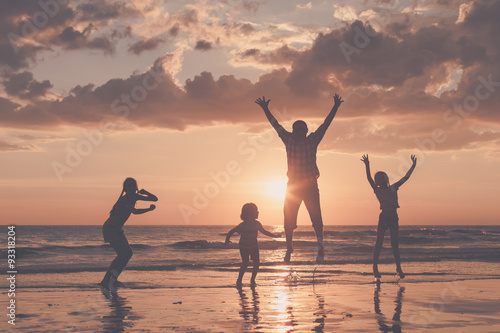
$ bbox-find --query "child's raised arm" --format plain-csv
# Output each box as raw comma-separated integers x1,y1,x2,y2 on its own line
137,189,158,202
361,154,376,190
393,155,417,188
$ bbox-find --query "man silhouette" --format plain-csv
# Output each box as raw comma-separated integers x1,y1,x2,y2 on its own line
256,94,344,262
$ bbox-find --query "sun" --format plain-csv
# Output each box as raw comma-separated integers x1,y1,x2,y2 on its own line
265,179,287,200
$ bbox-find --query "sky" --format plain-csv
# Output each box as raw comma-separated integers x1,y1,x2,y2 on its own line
0,0,499,226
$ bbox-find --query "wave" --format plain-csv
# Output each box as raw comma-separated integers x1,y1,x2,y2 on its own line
0,243,154,259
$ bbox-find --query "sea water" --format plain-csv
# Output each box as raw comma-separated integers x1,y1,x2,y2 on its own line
3,225,500,289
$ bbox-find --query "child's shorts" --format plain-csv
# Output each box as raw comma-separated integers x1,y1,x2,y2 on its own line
378,211,399,232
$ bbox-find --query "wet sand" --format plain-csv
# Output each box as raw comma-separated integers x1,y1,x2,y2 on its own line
5,279,500,332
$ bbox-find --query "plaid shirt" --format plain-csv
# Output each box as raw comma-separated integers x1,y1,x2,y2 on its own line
276,124,327,182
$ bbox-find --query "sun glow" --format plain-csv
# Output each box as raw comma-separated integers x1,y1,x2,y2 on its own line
265,179,287,200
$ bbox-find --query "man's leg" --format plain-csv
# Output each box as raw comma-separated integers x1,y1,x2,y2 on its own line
303,181,324,261
283,182,301,262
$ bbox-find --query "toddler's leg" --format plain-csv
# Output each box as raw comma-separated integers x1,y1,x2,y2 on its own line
250,250,260,285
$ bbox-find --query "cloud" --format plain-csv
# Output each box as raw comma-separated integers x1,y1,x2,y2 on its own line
76,0,141,22
54,24,115,53
128,36,165,54
0,140,39,152
3,71,53,99
194,40,212,51
235,45,301,67
0,0,499,155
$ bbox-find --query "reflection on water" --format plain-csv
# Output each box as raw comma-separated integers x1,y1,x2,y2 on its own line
100,291,135,333
271,286,298,333
238,286,261,330
312,286,326,332
374,284,405,333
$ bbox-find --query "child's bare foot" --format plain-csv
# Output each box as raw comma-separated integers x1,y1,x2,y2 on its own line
397,269,405,279
284,249,293,263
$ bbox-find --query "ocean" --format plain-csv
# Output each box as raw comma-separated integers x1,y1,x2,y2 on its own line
4,225,500,290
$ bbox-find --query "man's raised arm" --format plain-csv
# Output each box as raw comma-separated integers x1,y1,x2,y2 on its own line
255,96,285,134
316,93,344,135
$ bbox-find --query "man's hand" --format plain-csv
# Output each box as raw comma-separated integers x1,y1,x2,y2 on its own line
411,154,417,166
333,93,344,107
361,154,369,165
139,189,148,195
255,96,271,109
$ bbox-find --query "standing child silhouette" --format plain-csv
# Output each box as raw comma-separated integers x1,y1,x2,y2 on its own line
225,203,280,288
361,155,417,279
99,178,158,290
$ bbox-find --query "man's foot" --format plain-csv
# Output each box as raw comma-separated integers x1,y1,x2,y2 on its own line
284,249,293,263
114,281,127,288
373,267,381,279
98,281,108,289
397,269,405,279
316,246,324,262
250,279,256,287
236,280,243,288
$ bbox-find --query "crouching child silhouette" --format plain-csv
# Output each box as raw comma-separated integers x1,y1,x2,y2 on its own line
99,178,158,291
225,203,280,288
361,155,417,280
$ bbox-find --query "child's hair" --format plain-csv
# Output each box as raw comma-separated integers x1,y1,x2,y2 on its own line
110,177,137,215
374,171,389,187
240,202,258,220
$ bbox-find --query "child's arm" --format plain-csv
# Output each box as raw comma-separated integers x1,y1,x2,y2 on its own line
361,154,377,190
137,189,158,202
258,224,280,238
393,155,417,188
121,198,156,215
225,227,238,245
132,204,156,215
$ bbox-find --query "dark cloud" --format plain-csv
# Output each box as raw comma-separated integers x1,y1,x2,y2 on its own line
128,36,165,55
194,40,212,51
54,24,115,53
169,24,180,37
242,0,264,13
239,23,256,35
76,0,140,22
0,1,74,70
177,9,198,26
0,1,140,72
3,71,53,99
237,45,301,65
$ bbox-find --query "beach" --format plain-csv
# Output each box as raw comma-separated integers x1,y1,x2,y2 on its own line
3,224,500,332
5,278,500,332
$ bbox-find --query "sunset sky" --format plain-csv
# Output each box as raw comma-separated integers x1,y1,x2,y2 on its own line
1,0,499,226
